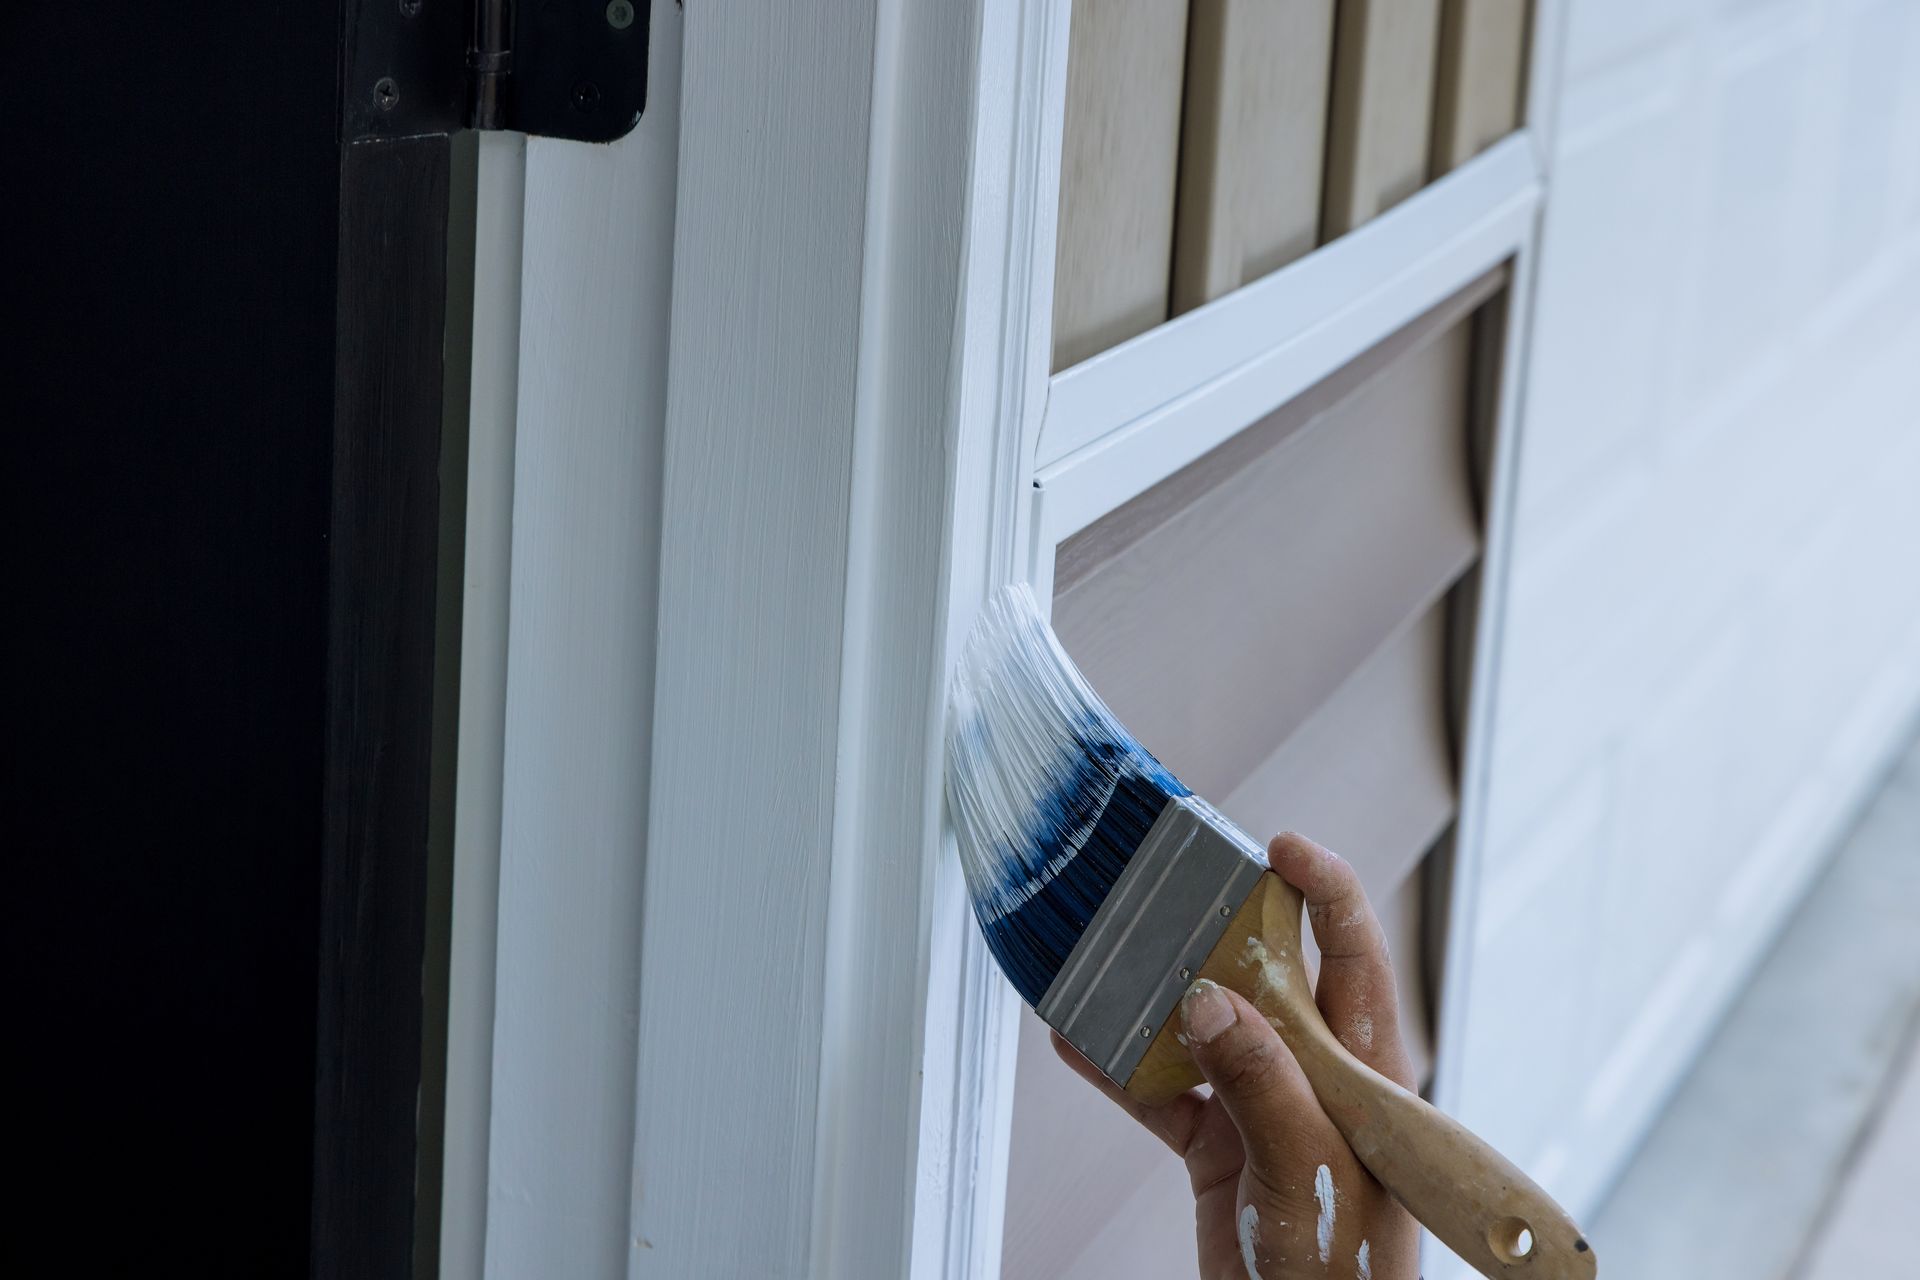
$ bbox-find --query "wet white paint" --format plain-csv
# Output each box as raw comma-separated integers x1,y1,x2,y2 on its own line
1314,1164,1336,1264
1240,937,1289,996
1238,1203,1261,1280
1357,1238,1371,1280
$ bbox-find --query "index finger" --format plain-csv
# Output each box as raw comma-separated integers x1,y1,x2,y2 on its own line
1266,832,1415,1088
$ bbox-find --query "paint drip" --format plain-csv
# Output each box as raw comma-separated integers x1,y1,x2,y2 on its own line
1238,1203,1260,1280
1240,937,1289,1000
1313,1164,1336,1264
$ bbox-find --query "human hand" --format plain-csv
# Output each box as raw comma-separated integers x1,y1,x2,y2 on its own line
1052,833,1421,1279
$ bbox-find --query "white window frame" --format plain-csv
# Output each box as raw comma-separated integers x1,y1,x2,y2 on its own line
445,1,1573,1277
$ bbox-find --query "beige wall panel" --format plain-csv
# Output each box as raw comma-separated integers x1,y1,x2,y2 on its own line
1052,319,1479,802
1051,0,1189,371
1322,0,1446,238
1171,0,1337,313
1432,0,1530,174
1218,600,1458,899
1001,1002,1196,1279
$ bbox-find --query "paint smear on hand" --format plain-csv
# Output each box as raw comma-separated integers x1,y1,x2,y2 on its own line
1357,1238,1371,1280
1313,1164,1336,1264
1238,1203,1260,1280
1351,1012,1373,1052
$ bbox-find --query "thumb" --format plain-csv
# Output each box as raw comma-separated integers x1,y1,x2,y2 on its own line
1180,979,1318,1183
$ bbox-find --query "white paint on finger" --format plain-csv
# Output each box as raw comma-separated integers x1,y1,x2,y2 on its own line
1351,1011,1374,1052
1314,1164,1336,1264
1238,1203,1261,1280
1357,1238,1371,1280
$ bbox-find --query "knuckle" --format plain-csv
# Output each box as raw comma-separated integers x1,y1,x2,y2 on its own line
1205,1028,1284,1096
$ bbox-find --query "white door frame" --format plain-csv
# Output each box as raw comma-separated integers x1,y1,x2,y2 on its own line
447,1,1568,1276
629,0,1077,1274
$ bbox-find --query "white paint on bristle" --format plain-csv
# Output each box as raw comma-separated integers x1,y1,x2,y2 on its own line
1238,1203,1261,1280
1314,1163,1336,1264
943,583,1140,920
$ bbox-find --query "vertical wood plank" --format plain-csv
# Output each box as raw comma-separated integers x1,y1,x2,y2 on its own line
314,133,452,1280
1172,0,1337,313
631,4,882,1274
481,3,682,1274
914,2,1074,1274
1322,0,1446,238
1051,0,1188,370
1432,0,1531,175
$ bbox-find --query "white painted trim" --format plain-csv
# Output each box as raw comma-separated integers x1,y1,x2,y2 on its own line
629,4,885,1264
1036,133,1542,542
1428,232,1542,1121
439,130,525,1280
625,0,1072,1275
912,2,1073,1275
477,3,683,1275
1521,0,1574,168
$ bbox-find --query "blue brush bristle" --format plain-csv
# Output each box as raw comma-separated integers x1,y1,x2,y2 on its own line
945,586,1190,1006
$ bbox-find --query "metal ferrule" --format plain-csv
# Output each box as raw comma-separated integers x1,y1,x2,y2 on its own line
1035,794,1268,1085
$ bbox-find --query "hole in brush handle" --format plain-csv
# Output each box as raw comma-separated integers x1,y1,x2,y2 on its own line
1487,1216,1534,1262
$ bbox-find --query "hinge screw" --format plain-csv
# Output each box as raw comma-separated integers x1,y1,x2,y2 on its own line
1139,1026,1152,1039
373,77,400,111
571,80,602,112
606,0,635,29
1178,967,1192,981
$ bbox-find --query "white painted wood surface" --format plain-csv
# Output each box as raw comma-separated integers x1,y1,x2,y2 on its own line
906,5,1075,1274
630,2,881,1268
627,0,1058,1275
474,3,683,1275
453,1,1071,1275
912,1,1073,1276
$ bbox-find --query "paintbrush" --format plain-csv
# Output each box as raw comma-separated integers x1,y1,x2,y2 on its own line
945,584,1595,1280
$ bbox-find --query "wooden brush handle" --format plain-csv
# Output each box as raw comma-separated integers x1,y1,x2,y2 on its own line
1129,874,1596,1279
1274,998,1594,1278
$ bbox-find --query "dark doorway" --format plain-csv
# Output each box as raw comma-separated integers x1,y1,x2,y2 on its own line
3,6,460,1275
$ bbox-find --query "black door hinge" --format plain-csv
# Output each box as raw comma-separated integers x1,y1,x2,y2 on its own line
344,0,649,144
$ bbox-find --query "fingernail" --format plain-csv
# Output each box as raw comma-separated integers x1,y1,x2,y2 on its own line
1181,979,1235,1044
